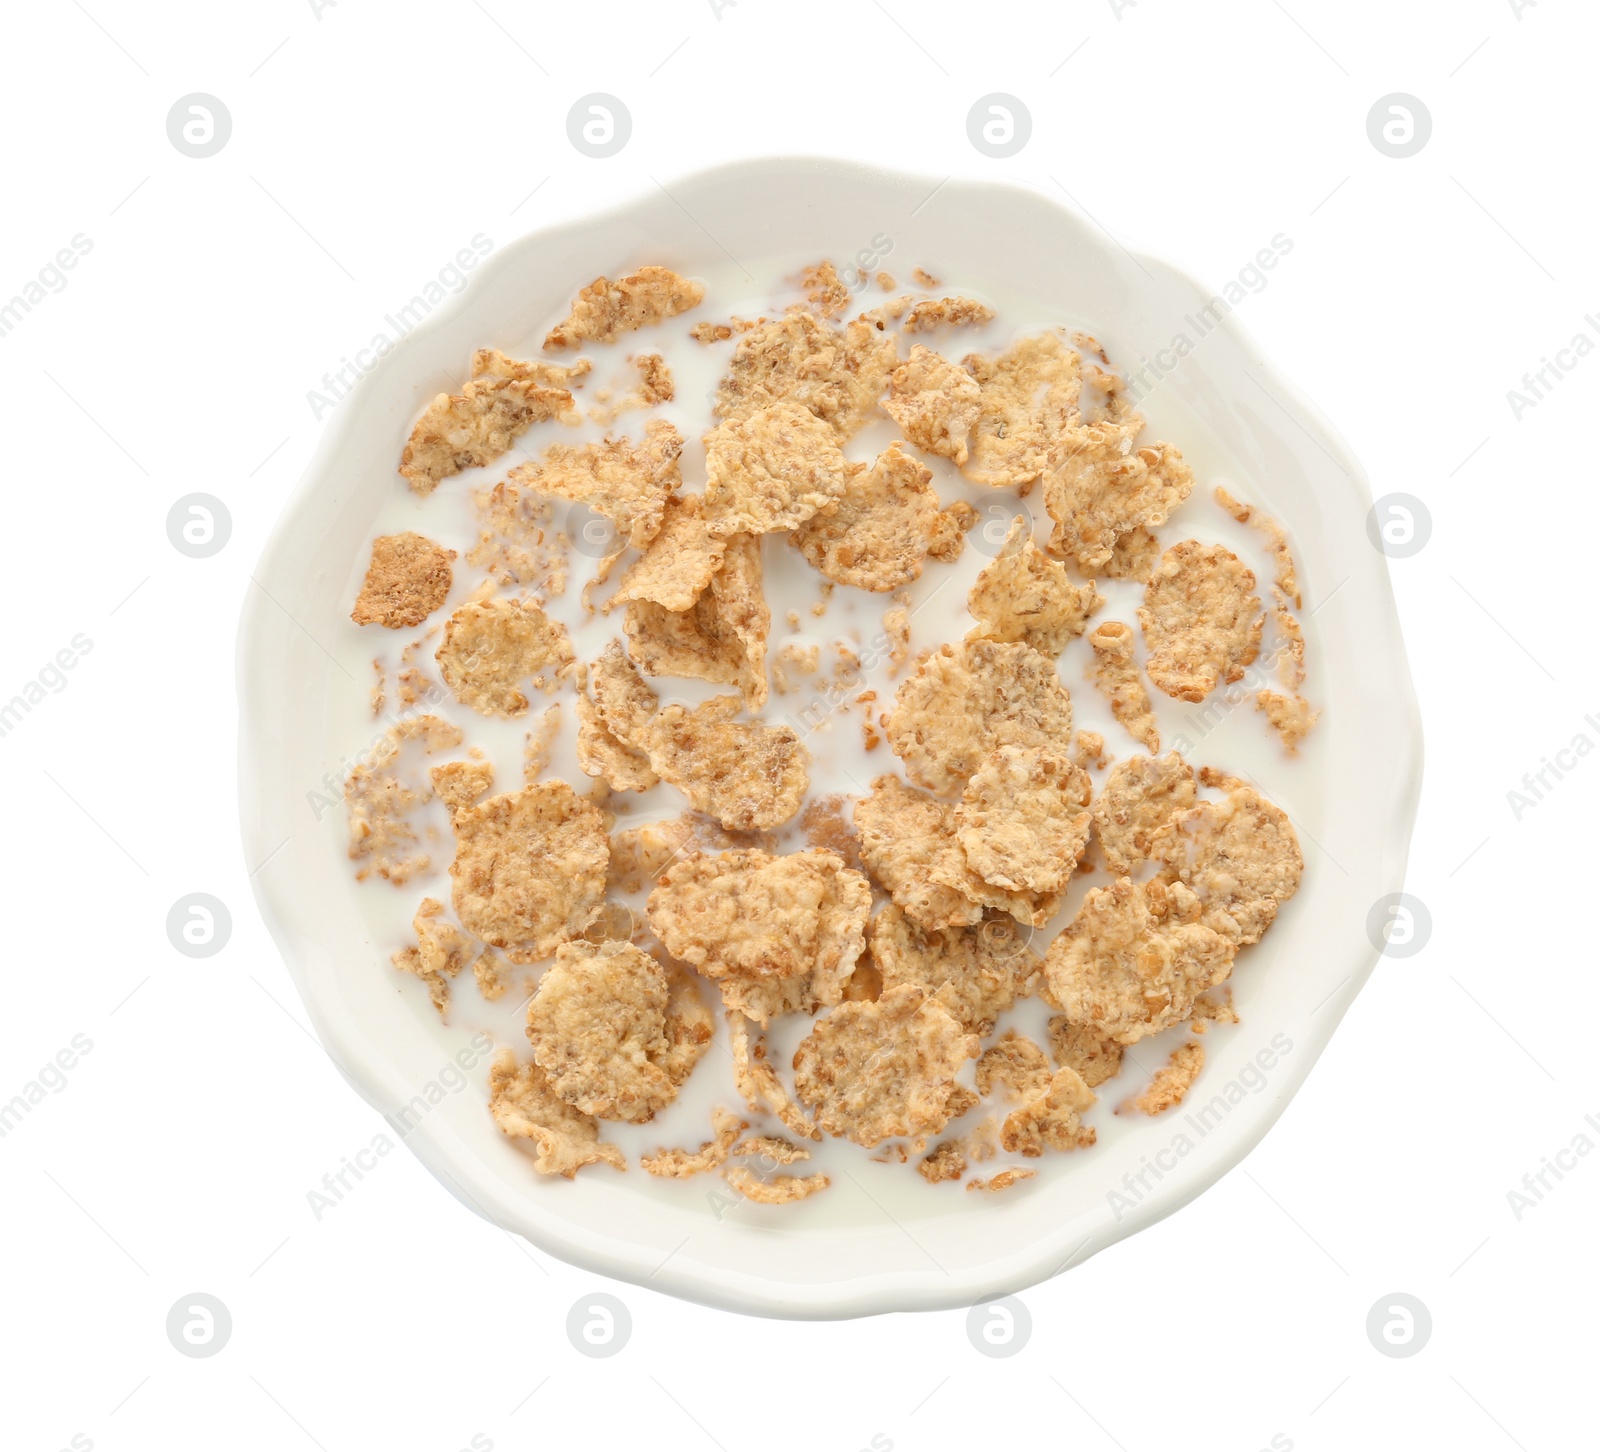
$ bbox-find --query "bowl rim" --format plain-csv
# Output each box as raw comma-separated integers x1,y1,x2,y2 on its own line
238,154,1425,1319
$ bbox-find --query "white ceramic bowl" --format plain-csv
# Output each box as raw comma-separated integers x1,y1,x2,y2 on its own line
238,157,1423,1319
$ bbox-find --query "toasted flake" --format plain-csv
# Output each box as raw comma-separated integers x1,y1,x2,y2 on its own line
623,532,769,709
966,519,1104,655
608,493,729,612
575,692,658,792
954,746,1092,897
1139,541,1264,702
967,1168,1036,1192
882,344,983,465
1133,1041,1205,1116
961,333,1082,490
544,266,703,350
1044,417,1194,573
918,1138,968,1183
399,352,580,495
854,775,982,930
648,849,871,1022
488,1049,625,1178
727,1011,819,1141
1092,752,1196,876
467,481,565,594
927,500,977,562
430,756,495,813
885,640,1074,796
1087,621,1160,753
1214,485,1300,606
869,903,1036,1035
793,985,979,1147
475,948,512,1001
436,597,575,717
903,296,995,333
590,639,659,744
702,402,848,536
733,1134,811,1165
1150,768,1303,946
1001,1066,1097,1155
713,312,896,442
523,704,561,782
1047,1017,1125,1088
641,1106,746,1178
351,532,456,628
392,897,475,1014
629,353,674,406
1042,877,1235,1044
1100,525,1161,582
1257,689,1319,751
504,419,681,553
976,1032,1053,1101
525,939,685,1122
722,1165,831,1204
644,696,808,830
448,782,607,962
791,444,943,592
345,714,463,885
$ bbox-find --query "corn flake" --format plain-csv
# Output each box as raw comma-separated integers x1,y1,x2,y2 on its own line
954,745,1092,898
345,714,463,885
436,597,575,717
727,1010,819,1141
351,532,456,629
608,493,729,612
392,897,476,1015
1092,751,1196,876
1133,1040,1205,1116
641,1106,746,1178
868,902,1037,1035
961,332,1082,489
543,266,704,349
702,402,849,536
721,1166,832,1204
854,775,983,931
488,1049,626,1178
1047,1016,1125,1088
791,444,943,592
1087,620,1161,753
1139,541,1263,702
644,696,808,831
1044,422,1193,574
882,344,983,466
966,519,1104,655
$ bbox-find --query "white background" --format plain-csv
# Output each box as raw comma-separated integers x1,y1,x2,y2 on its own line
1,1,1593,1449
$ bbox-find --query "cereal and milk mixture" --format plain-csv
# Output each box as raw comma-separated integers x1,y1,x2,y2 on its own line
339,259,1315,1204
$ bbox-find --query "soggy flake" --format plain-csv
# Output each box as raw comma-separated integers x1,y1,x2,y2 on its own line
1092,752,1196,876
954,746,1091,897
854,775,983,930
430,756,495,813
966,519,1104,656
795,260,850,319
628,353,674,406
918,1138,968,1183
800,794,863,874
623,532,769,709
345,714,463,885
1044,418,1194,574
399,352,582,495
792,985,979,1147
883,606,912,676
701,402,849,536
1042,877,1235,1045
504,419,682,553
1047,1016,1125,1089
1256,689,1319,752
882,344,983,466
448,782,607,962
525,939,689,1123
590,639,659,745
392,897,476,1015
575,692,658,793
773,639,822,695
1214,485,1299,606
722,1165,832,1203
1001,1065,1097,1156
1139,541,1264,702
641,1106,746,1179
1087,621,1161,753
648,848,871,1022
903,296,995,333
351,532,456,629
976,1032,1053,1101
1190,988,1239,1031
1100,525,1161,582
1150,768,1303,946
468,482,566,594
961,332,1083,490
868,902,1036,1036
644,696,808,831
967,1168,1036,1192
543,266,704,349
436,597,575,718
607,815,705,895
732,1134,811,1165
1269,587,1307,691
523,704,562,783
488,1049,626,1178
1133,1040,1205,1116
727,1011,819,1141
1073,730,1108,771
713,312,896,442
791,444,943,592
608,493,729,612
885,640,1074,796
